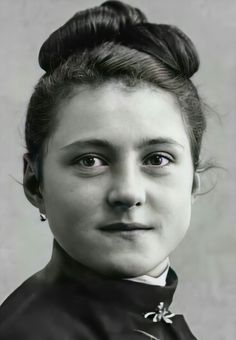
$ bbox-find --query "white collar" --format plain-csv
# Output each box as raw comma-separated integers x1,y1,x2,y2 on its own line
124,264,169,287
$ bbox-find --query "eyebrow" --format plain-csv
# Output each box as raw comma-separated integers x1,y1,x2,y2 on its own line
60,138,184,151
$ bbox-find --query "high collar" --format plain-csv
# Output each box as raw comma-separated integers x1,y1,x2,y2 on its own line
43,240,178,315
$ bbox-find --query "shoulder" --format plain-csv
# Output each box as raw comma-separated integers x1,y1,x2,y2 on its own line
0,274,50,338
0,273,96,339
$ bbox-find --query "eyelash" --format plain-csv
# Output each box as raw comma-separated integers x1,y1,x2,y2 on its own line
143,152,173,167
73,154,107,168
72,152,174,169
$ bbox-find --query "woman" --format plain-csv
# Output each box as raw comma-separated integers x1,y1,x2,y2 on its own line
0,1,206,339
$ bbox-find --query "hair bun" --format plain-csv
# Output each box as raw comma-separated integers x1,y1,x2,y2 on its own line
39,1,199,78
39,1,147,73
120,23,200,78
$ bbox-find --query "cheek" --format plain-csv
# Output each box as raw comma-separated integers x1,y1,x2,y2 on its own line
43,174,105,228
151,173,193,230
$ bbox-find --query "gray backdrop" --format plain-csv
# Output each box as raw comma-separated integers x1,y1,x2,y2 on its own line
0,1,235,339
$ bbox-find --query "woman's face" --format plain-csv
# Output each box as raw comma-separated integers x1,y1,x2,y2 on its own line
39,82,195,277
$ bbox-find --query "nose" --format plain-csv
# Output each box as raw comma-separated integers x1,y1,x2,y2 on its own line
107,166,146,210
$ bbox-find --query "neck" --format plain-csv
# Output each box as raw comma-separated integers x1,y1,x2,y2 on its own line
44,240,110,281
43,239,170,281
144,257,170,278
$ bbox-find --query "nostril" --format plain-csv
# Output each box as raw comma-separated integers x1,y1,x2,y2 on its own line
113,200,142,209
107,190,145,209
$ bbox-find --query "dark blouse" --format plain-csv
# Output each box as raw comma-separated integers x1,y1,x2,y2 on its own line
0,242,197,340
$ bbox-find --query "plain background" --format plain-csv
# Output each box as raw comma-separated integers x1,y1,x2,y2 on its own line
0,1,235,339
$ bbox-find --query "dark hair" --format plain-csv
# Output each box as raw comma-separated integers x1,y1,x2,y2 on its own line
25,0,206,183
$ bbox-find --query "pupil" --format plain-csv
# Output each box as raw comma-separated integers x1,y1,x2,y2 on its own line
150,155,162,165
83,157,95,166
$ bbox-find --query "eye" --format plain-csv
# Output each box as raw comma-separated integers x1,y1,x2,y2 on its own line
143,153,172,167
74,155,107,168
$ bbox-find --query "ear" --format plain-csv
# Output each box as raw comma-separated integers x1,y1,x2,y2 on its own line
23,153,45,213
191,172,200,203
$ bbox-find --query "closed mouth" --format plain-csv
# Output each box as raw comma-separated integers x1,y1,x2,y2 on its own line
99,223,154,232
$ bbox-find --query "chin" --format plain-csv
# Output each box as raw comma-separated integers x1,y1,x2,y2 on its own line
95,258,160,279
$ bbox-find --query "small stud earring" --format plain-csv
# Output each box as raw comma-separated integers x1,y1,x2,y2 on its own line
40,213,47,222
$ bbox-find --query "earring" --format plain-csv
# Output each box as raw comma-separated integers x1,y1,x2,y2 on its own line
40,213,47,222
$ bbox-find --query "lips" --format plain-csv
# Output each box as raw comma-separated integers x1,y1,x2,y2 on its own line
99,223,154,232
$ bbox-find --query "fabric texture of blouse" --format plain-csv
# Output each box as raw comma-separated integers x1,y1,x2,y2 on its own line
0,242,197,340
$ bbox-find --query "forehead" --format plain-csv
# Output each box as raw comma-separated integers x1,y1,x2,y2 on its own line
48,82,190,151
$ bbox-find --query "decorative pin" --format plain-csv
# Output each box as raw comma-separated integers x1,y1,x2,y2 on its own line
144,302,175,324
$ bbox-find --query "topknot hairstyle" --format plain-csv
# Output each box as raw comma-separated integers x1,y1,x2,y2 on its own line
39,1,147,73
39,1,198,77
25,0,206,183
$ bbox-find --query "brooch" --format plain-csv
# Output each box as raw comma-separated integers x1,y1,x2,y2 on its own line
144,302,175,324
